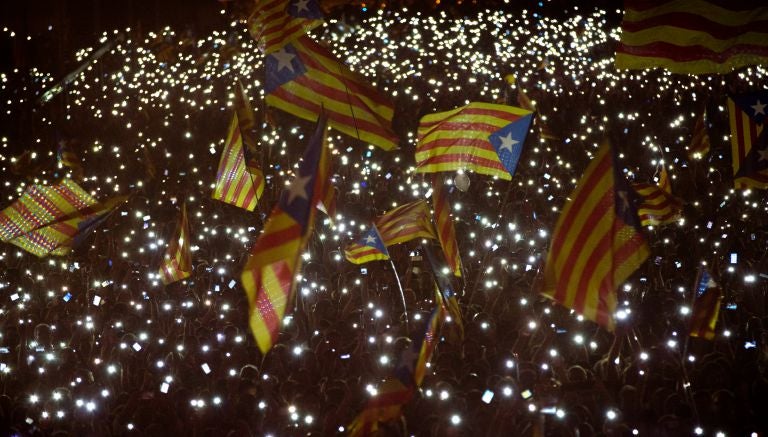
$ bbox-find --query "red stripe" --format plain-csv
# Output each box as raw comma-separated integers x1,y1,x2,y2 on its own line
622,12,768,41
625,0,766,12
618,41,768,64
417,137,495,153
254,220,302,252
217,129,244,200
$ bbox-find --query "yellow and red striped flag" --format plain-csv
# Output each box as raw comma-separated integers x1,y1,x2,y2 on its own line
344,224,390,265
416,102,533,180
265,35,398,151
431,175,462,277
632,166,682,227
689,266,722,340
158,203,193,285
616,1,768,74
249,0,323,55
688,111,711,160
0,179,127,257
212,83,265,211
414,288,447,386
423,243,464,341
344,200,436,264
729,92,768,189
241,115,331,354
542,142,650,330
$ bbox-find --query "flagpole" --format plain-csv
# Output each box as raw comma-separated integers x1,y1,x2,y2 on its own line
389,258,409,333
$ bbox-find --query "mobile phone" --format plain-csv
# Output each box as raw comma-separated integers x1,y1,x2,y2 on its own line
63,293,72,302
745,341,757,350
481,390,494,404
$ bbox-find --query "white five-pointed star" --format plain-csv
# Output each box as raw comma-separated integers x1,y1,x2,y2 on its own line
286,174,311,204
272,49,296,73
752,99,767,115
365,234,377,244
497,133,519,153
758,148,768,161
293,0,311,13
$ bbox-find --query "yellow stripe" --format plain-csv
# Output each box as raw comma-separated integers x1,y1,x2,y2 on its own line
418,113,521,138
620,27,768,53
415,144,500,164
615,52,768,74
624,1,768,27
415,162,510,180
419,127,502,146
418,102,530,126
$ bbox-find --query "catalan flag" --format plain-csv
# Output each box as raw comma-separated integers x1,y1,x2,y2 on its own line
423,243,464,341
688,111,711,160
689,266,722,340
344,224,389,265
212,83,265,211
632,166,682,227
158,203,193,285
344,201,436,264
616,1,768,74
413,289,447,386
0,179,126,257
347,367,415,437
542,142,650,330
729,91,768,189
431,175,462,277
249,0,323,55
415,102,533,180
241,115,331,354
265,35,398,151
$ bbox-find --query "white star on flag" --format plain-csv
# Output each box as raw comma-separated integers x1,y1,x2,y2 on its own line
498,133,519,153
365,234,377,244
293,0,311,13
273,49,296,73
751,99,766,115
286,175,311,204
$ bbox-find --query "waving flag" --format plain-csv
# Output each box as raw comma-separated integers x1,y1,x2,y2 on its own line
415,102,532,180
158,203,193,285
688,111,711,160
632,166,682,226
423,244,464,340
542,142,650,330
241,115,331,354
57,141,83,179
414,289,447,386
730,91,768,189
249,0,323,54
265,35,398,151
344,224,389,265
212,82,265,211
616,1,768,74
431,175,462,277
689,266,722,340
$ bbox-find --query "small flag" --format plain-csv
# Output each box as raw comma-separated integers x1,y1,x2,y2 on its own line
729,91,768,189
688,111,711,160
158,203,193,285
249,0,323,54
413,288,447,386
416,102,532,180
344,224,389,265
241,114,331,354
632,166,682,227
423,244,464,341
542,142,650,330
57,141,83,179
431,175,462,277
616,1,768,74
212,83,265,211
689,266,722,340
344,201,437,264
265,35,398,151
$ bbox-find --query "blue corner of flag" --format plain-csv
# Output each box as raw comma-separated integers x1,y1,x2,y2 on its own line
732,92,768,125
488,113,532,177
359,227,389,257
287,0,323,19
265,43,306,94
278,119,325,229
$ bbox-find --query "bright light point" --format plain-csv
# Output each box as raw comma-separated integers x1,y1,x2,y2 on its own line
606,410,617,421
502,386,513,397
450,414,461,425
694,427,703,435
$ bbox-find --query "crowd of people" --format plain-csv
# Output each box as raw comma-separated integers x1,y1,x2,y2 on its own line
1,4,768,436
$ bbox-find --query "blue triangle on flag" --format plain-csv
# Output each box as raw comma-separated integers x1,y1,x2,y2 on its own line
287,0,323,19
488,113,532,177
265,43,306,94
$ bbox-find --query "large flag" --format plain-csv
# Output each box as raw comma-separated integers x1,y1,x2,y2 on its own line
344,224,390,265
689,266,722,340
344,200,437,264
265,35,398,151
632,166,682,226
729,91,768,189
616,1,768,74
158,203,193,285
415,102,533,180
249,0,323,55
212,82,265,211
542,142,650,330
431,175,462,277
241,115,331,354
0,179,126,257
688,111,711,160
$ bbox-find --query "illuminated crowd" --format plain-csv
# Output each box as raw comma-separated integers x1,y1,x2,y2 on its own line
1,5,768,436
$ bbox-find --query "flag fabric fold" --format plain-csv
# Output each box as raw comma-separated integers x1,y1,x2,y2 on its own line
616,0,768,74
158,203,193,285
212,82,265,211
729,91,768,189
688,111,711,160
423,243,464,341
689,266,722,340
344,200,437,264
632,166,683,226
240,115,331,354
415,102,533,180
542,142,650,330
431,175,462,277
249,0,323,55
413,289,447,386
265,35,398,151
